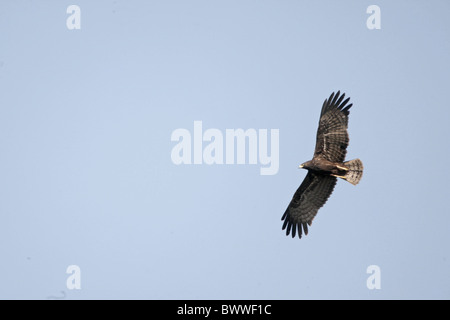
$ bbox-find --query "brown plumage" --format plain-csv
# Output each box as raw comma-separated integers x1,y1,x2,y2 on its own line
281,91,363,239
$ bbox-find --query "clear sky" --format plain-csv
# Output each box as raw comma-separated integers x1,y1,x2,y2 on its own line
1,0,450,300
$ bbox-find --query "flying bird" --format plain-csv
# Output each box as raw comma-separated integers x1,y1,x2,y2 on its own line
282,91,363,239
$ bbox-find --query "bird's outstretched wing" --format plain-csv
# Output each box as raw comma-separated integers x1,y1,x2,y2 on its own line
282,172,337,238
314,91,352,163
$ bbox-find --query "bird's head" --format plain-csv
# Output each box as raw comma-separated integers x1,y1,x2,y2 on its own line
299,160,312,170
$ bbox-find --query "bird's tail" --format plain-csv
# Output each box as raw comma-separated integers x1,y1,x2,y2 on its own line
343,159,363,185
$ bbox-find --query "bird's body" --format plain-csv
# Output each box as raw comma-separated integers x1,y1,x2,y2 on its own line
300,158,347,176
282,91,363,239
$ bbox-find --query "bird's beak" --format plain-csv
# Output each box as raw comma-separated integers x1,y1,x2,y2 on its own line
298,164,304,169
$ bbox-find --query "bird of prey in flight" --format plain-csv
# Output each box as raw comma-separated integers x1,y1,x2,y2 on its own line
281,91,363,239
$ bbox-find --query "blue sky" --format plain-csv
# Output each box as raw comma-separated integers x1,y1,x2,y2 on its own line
1,0,450,299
